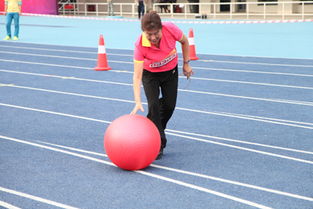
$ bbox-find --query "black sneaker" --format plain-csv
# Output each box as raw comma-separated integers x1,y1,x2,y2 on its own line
156,148,163,160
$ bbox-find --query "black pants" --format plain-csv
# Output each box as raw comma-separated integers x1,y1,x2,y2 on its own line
138,2,145,19
142,66,178,149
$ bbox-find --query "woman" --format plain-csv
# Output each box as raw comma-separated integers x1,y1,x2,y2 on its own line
131,11,193,159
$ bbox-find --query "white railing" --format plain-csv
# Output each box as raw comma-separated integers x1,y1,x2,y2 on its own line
153,1,313,20
58,1,313,20
58,2,139,17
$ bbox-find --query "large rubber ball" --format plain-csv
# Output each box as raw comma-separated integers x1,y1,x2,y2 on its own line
104,115,161,170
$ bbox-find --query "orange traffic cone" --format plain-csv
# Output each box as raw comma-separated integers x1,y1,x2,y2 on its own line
94,34,111,71
188,28,199,61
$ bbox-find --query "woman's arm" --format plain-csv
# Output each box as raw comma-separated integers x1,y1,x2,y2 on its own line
179,34,194,79
130,61,145,114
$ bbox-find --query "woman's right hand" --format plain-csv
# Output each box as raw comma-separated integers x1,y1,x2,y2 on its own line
130,102,144,115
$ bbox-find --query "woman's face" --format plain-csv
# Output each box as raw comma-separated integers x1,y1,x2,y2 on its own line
145,29,162,45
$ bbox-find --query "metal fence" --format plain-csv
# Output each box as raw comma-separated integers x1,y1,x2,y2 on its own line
58,1,313,20
58,3,137,17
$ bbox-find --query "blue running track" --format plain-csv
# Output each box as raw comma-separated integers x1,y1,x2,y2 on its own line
0,15,313,209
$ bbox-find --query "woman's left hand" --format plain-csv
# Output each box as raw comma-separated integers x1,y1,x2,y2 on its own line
183,63,193,79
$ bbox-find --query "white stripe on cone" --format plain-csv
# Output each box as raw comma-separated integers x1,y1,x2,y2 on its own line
188,38,195,46
98,45,106,54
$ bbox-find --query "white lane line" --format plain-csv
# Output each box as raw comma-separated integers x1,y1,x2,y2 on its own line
0,135,272,209
0,51,97,61
0,84,134,103
0,54,130,64
179,89,313,107
192,66,313,78
0,102,110,124
0,83,14,87
3,68,313,91
0,201,22,209
0,187,79,209
0,59,91,70
37,140,313,202
138,172,272,209
37,141,107,157
0,103,312,164
0,51,130,65
176,107,313,130
213,111,313,128
166,132,313,165
166,129,313,155
2,82,313,130
1,69,313,107
1,56,313,78
0,45,98,54
1,46,313,68
0,69,132,85
200,59,313,68
191,77,313,90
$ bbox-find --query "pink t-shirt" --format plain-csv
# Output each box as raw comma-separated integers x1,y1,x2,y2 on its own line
134,22,183,72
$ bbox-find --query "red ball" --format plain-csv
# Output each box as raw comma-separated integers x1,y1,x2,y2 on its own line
104,114,161,170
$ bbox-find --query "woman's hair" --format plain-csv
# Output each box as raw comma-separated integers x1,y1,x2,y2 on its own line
141,11,162,31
